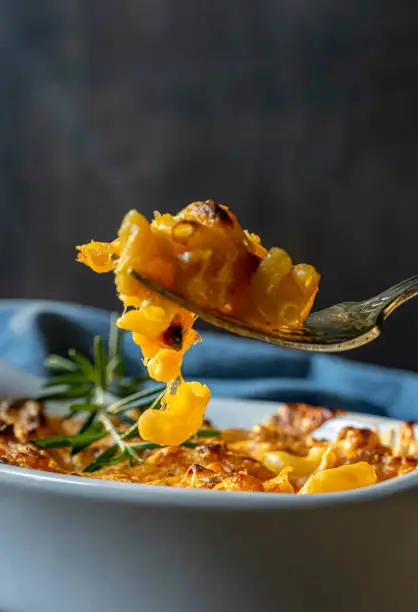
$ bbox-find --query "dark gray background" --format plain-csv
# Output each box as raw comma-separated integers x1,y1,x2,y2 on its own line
1,1,417,370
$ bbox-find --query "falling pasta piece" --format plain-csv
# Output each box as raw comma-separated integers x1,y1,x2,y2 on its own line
138,381,211,446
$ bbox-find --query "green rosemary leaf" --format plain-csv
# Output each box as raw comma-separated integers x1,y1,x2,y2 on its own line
125,445,141,464
130,441,161,451
94,336,108,390
68,349,96,380
44,354,78,373
109,386,165,415
32,428,106,449
107,357,122,383
121,423,140,441
194,428,221,438
86,440,154,473
70,413,101,456
82,444,119,472
102,452,127,468
44,372,93,388
107,314,125,381
79,412,99,435
148,390,165,411
128,439,198,451
35,385,93,401
68,402,101,413
62,402,99,421
111,395,161,416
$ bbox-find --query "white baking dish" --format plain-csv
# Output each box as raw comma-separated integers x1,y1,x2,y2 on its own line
0,361,417,612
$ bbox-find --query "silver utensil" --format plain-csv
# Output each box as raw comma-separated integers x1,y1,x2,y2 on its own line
131,272,418,352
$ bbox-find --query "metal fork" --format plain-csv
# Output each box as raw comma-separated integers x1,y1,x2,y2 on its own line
131,272,418,352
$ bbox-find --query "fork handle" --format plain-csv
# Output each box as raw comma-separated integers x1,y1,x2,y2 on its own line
376,276,418,319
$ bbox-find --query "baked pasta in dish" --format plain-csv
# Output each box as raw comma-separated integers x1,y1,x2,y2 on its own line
76,201,320,446
1,399,416,494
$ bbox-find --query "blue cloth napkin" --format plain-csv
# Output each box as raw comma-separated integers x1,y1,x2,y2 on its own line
1,300,418,420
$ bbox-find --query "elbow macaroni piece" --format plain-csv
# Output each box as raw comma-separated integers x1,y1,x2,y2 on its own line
298,462,377,494
262,447,325,479
138,381,210,446
76,240,120,273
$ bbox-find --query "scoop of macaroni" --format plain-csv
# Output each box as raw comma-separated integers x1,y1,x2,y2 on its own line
77,201,320,446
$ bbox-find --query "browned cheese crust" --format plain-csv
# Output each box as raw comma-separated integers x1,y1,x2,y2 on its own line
0,399,416,492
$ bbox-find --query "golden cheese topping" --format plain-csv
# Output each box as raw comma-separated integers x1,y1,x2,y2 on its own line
1,400,416,495
76,200,320,446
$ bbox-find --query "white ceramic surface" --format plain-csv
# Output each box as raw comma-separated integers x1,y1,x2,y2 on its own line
0,364,417,612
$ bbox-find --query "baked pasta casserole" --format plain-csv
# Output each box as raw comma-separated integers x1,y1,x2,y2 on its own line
1,399,416,494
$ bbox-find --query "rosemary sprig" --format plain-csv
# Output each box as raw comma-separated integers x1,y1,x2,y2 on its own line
98,412,141,467
94,336,108,392
31,316,220,472
44,354,78,373
107,386,165,416
34,426,107,449
107,312,125,383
